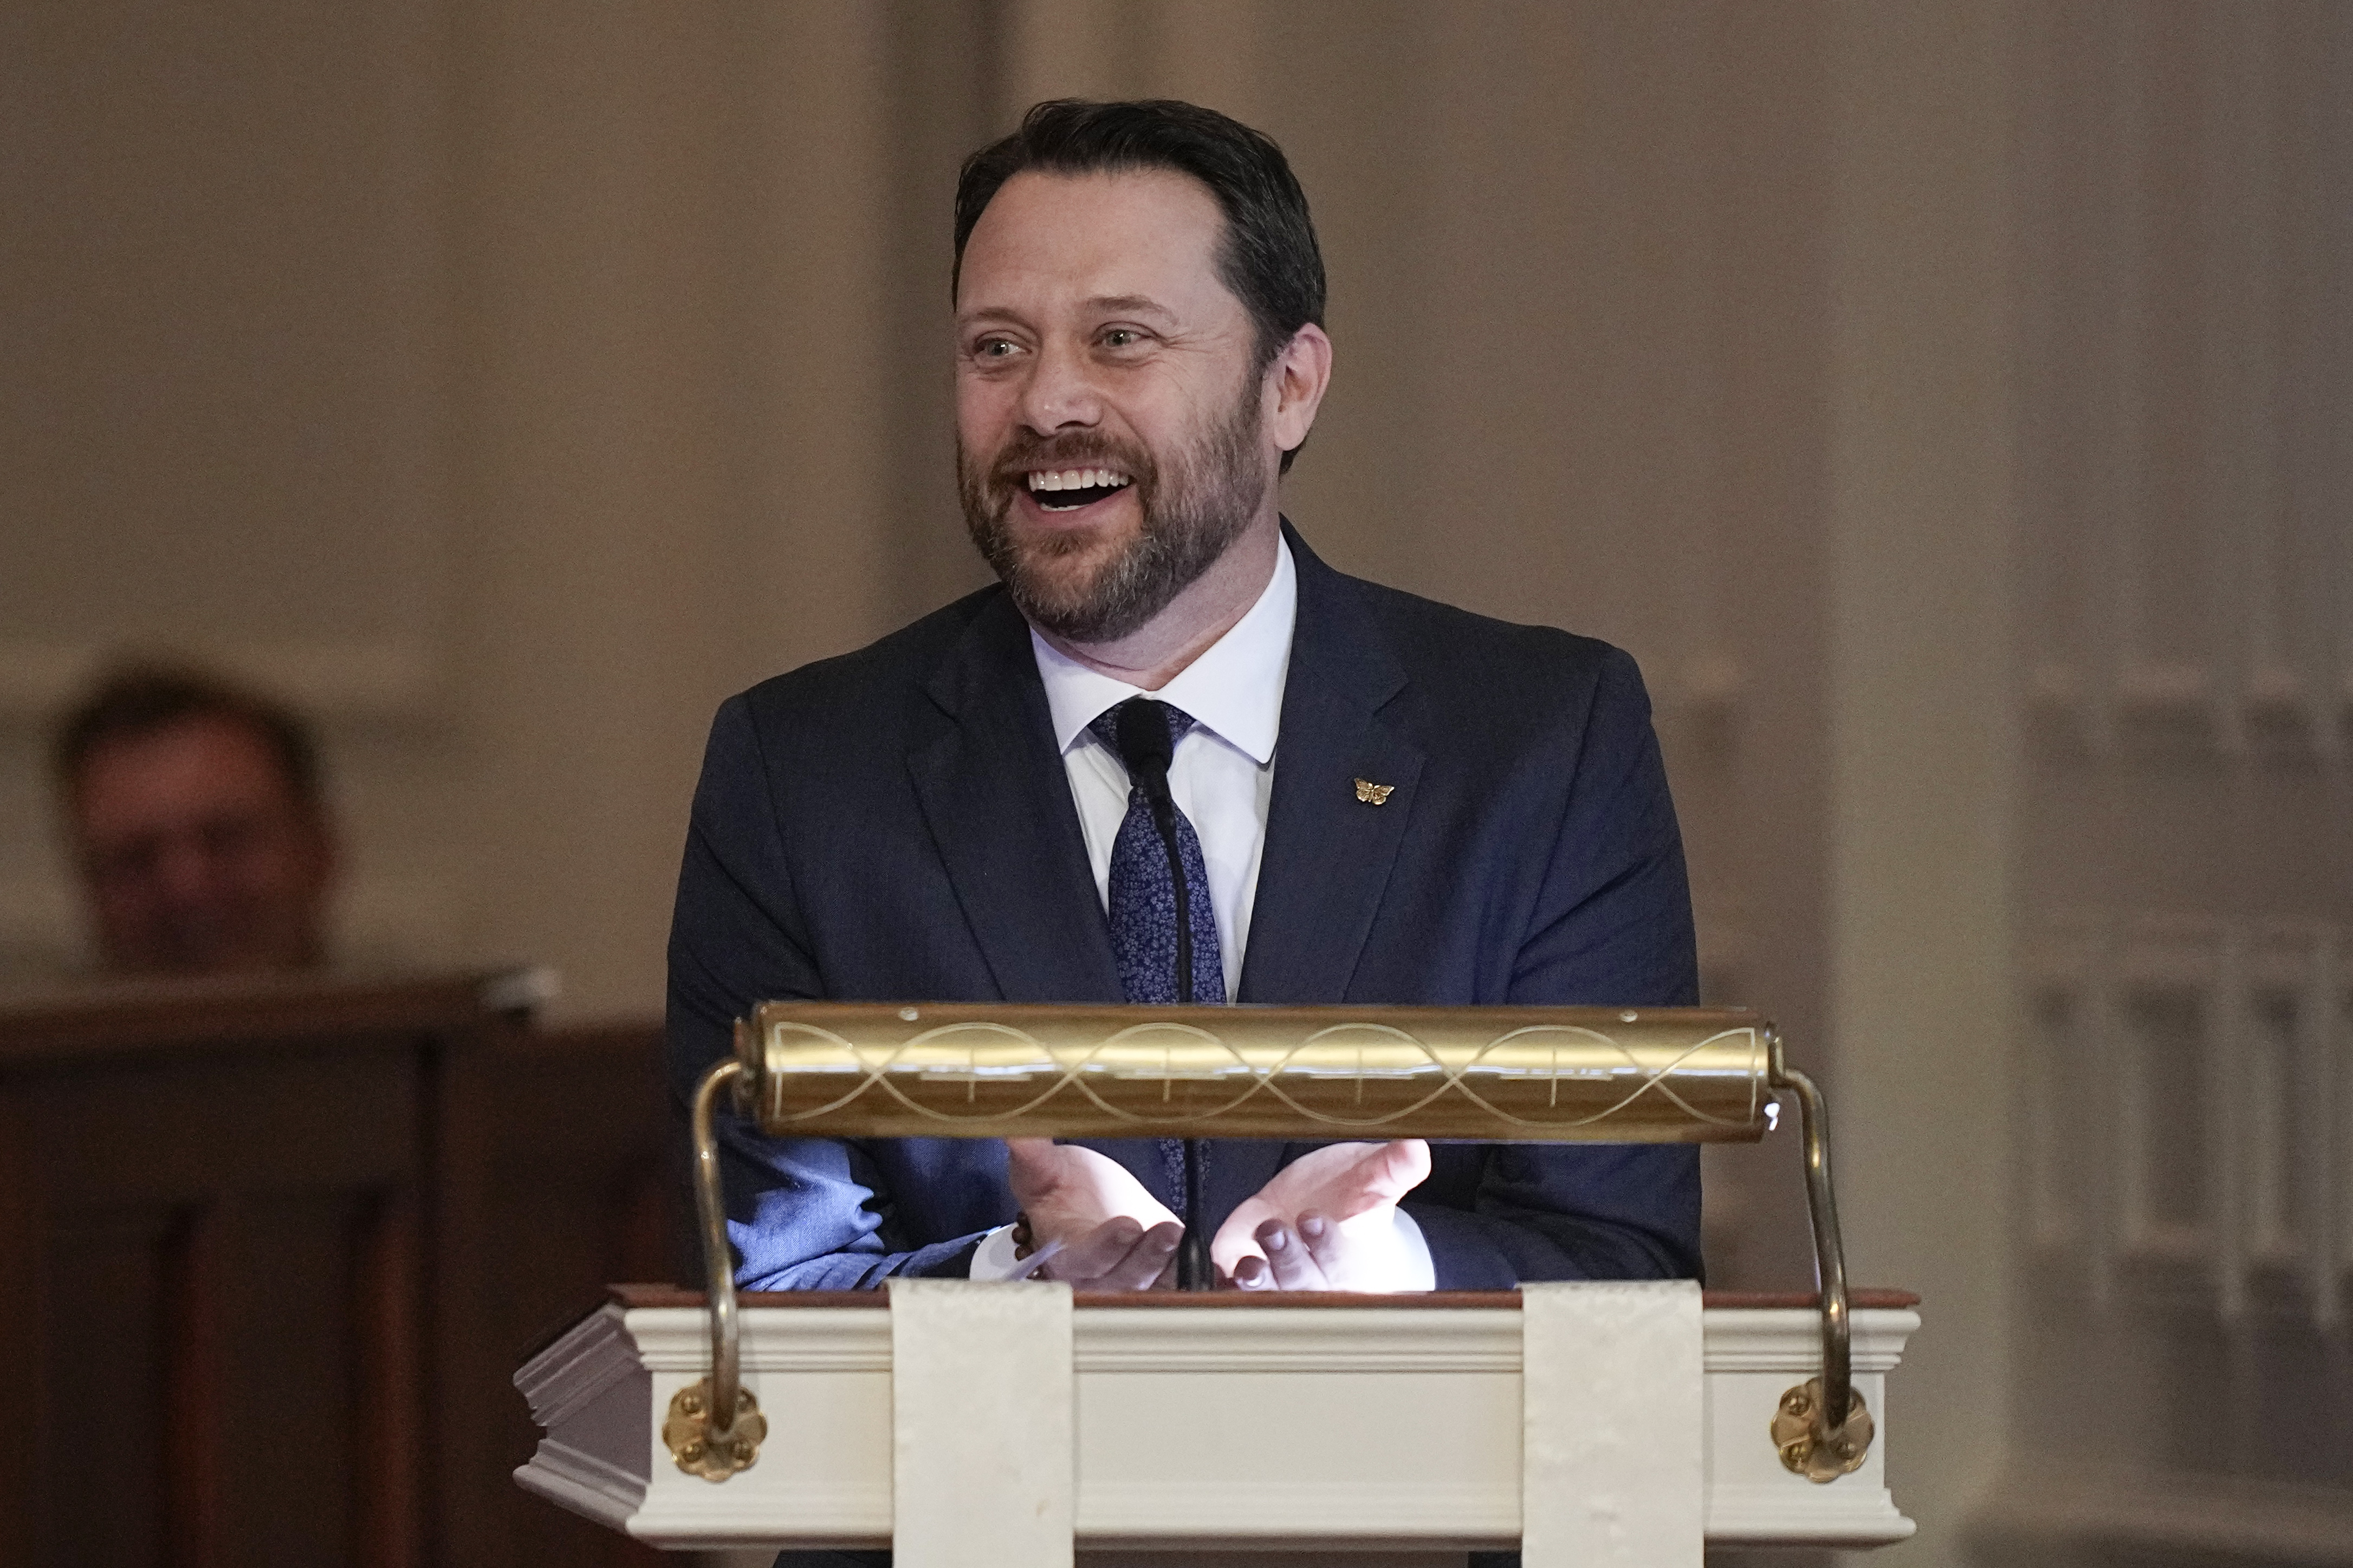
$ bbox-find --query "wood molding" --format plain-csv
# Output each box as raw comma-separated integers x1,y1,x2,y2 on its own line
0,969,527,1063
604,1283,1924,1312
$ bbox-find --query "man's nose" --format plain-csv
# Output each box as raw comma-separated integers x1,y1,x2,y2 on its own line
153,834,223,905
1013,337,1103,435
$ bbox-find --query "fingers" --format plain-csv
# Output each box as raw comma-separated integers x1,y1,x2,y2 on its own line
1245,1139,1432,1222
1046,1214,1143,1280
1211,1197,1276,1279
1043,1216,1181,1290
1004,1238,1063,1281
1297,1212,1346,1276
1364,1139,1433,1202
1010,1142,1181,1246
1325,1140,1430,1216
1097,1220,1183,1290
1004,1138,1061,1205
1215,1143,1431,1292
1254,1215,1331,1291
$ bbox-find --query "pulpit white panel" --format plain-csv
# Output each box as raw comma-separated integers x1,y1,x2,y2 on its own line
888,1279,1075,1567
1521,1280,1703,1567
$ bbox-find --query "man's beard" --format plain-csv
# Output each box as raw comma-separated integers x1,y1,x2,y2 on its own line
958,381,1267,645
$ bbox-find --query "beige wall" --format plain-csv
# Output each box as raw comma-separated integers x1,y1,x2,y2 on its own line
1984,2,2353,1561
1824,4,2018,1560
6,3,2351,1563
1,0,1838,1044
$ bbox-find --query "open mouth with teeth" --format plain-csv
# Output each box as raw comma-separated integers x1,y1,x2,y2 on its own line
1025,466,1136,512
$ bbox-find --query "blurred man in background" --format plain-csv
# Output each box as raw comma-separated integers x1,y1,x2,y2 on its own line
52,664,337,976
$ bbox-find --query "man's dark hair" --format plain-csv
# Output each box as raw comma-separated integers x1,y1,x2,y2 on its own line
53,662,323,809
954,99,1326,473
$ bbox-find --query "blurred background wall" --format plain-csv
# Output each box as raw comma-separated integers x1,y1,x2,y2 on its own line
2,2,2347,1565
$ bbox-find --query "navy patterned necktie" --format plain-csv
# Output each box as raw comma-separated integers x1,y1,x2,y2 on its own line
1090,698,1224,1221
1089,699,1227,1009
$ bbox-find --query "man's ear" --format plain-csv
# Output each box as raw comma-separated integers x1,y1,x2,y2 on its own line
1266,323,1333,458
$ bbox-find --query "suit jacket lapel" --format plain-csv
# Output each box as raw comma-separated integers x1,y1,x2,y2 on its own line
907,594,1124,1004
1239,527,1426,1005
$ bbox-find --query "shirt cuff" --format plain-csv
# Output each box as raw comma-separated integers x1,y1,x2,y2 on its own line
1392,1208,1436,1291
968,1223,1023,1280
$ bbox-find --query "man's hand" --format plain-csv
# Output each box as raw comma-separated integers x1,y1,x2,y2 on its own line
1005,1139,1182,1290
1212,1139,1433,1291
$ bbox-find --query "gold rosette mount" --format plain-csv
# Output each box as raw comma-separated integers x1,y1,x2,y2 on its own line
663,1377,767,1481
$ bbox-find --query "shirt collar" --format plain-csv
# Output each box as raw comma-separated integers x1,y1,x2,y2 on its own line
1031,535,1296,766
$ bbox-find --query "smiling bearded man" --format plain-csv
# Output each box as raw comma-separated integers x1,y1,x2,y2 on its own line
668,97,1703,1353
957,354,1263,645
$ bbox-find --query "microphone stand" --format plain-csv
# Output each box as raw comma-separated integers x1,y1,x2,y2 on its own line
1117,701,1215,1292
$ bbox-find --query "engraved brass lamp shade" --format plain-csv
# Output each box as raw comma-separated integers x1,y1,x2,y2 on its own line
731,1003,1774,1142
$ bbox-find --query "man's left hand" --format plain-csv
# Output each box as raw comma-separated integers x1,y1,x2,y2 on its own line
1211,1139,1432,1291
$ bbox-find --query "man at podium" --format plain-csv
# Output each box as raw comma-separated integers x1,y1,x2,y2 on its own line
666,100,1700,1305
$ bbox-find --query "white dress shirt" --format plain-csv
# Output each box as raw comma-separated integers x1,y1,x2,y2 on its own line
1034,536,1296,999
969,538,1432,1289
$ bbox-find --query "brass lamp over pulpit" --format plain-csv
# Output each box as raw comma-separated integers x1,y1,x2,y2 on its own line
673,1003,1875,1487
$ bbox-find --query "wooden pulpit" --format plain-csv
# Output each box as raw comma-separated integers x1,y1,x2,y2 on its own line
514,1003,1918,1563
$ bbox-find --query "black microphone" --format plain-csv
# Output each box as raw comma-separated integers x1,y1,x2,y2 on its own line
1112,699,1212,1290
1112,700,1194,1003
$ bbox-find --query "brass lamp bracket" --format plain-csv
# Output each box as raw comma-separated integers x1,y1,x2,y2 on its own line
1763,1031,1875,1481
675,1052,765,1480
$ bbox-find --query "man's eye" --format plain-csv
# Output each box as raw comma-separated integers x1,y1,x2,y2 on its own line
1101,329,1138,348
973,338,1019,360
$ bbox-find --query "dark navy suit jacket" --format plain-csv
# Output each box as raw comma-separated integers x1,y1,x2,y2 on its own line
665,525,1702,1290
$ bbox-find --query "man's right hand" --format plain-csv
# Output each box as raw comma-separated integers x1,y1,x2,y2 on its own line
1004,1140,1183,1290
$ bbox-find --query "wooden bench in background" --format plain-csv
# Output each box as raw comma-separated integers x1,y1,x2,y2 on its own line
0,970,677,1567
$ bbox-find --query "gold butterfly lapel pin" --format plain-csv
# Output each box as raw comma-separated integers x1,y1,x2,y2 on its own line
1353,778,1395,806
